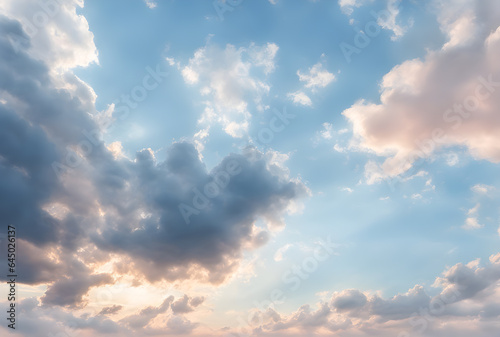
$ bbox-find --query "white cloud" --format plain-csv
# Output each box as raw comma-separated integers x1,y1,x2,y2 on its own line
181,66,199,84
0,0,98,71
463,217,483,230
288,58,336,107
343,0,500,184
463,203,484,230
274,243,293,262
471,184,495,195
144,0,157,9
314,123,352,147
333,144,346,153
339,0,409,40
425,179,436,191
249,42,279,75
288,91,313,106
378,0,410,41
319,122,333,140
179,42,278,138
298,62,336,90
192,127,210,157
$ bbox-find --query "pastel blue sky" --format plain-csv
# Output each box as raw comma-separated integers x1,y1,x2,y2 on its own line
1,0,500,336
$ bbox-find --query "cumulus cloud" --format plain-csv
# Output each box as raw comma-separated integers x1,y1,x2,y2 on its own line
0,295,202,337
144,0,157,9
288,58,336,107
228,253,500,336
433,253,500,305
176,41,278,137
0,0,98,71
330,289,367,312
42,272,114,307
338,0,367,15
339,0,409,40
0,297,124,336
93,143,308,284
121,296,174,330
0,13,307,335
120,295,199,334
343,0,500,183
171,295,205,314
378,0,409,41
0,4,307,316
318,122,333,140
98,305,123,316
463,203,483,230
297,62,336,91
287,91,312,106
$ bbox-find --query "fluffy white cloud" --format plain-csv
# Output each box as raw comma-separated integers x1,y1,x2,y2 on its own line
144,0,157,9
177,42,278,137
287,91,312,106
288,58,336,107
339,0,409,40
338,0,367,15
297,62,335,90
343,0,500,183
379,0,409,41
0,0,98,71
318,122,333,140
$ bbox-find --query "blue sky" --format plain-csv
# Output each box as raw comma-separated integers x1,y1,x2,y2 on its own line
1,0,500,336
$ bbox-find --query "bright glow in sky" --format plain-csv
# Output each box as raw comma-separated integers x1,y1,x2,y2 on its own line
1,0,500,336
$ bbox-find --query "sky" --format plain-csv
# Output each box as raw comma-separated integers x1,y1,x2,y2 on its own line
0,0,500,336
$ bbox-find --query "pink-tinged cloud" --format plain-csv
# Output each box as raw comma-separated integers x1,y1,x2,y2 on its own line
343,0,500,183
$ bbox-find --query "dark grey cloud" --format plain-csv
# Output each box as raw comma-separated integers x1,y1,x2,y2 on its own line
98,305,123,316
92,143,308,284
0,14,102,253
0,12,308,303
0,18,117,310
331,289,368,312
189,296,205,308
0,103,61,246
171,294,205,314
370,285,430,321
9,239,62,284
436,260,500,303
41,255,114,307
